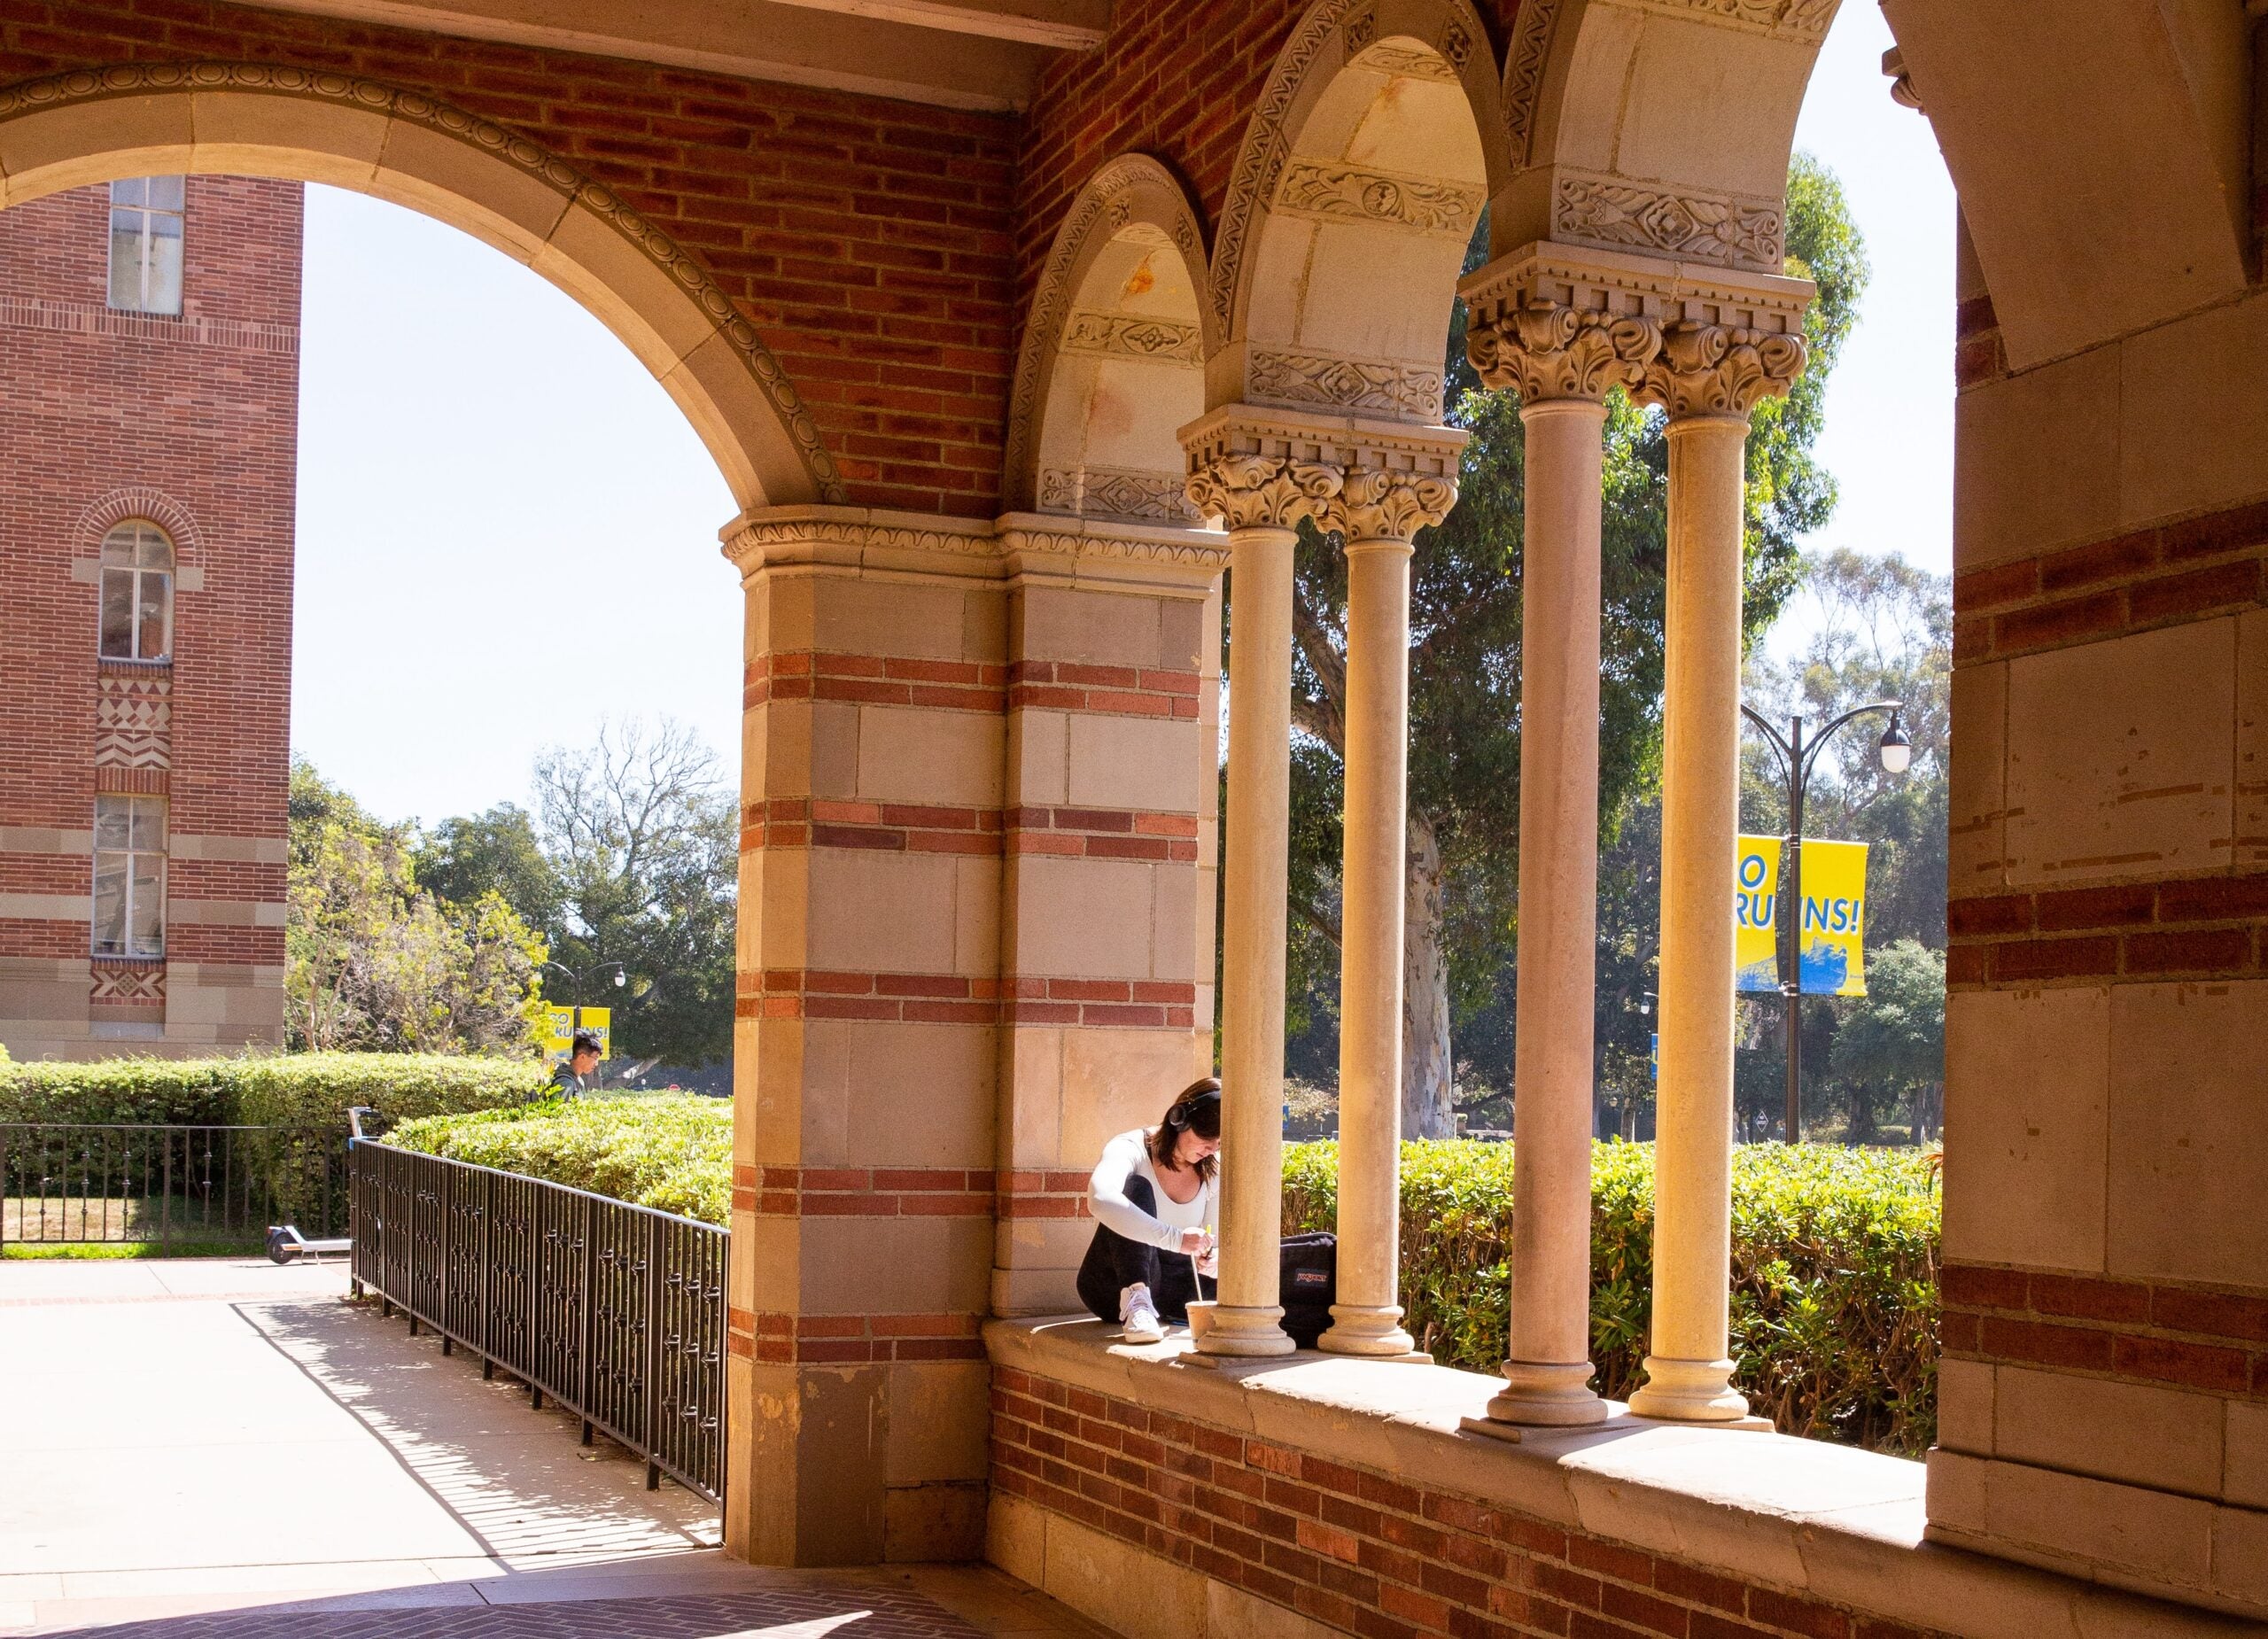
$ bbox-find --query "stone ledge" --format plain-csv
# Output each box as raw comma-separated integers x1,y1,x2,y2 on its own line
984,1316,2260,1638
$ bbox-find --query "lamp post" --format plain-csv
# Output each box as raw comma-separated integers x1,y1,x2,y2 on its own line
1737,703,1910,1142
540,959,627,1085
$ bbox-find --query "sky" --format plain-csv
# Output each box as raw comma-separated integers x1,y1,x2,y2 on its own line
290,6,1958,825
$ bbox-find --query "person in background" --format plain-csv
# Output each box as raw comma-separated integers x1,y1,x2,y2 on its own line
1078,1078,1221,1343
550,1029,602,1099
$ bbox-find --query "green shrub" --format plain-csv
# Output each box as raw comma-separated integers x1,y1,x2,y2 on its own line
1283,1139,1939,1455
0,1053,548,1130
387,1095,732,1224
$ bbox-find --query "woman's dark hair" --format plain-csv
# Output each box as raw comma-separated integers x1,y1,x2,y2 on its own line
1150,1077,1221,1183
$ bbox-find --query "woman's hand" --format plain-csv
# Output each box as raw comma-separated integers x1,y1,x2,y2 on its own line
1195,1241,1219,1278
1177,1227,1208,1255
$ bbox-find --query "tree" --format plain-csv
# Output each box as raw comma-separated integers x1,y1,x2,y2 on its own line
1278,152,1868,1135
284,759,546,1054
532,718,737,1069
1829,939,1946,1143
416,804,563,934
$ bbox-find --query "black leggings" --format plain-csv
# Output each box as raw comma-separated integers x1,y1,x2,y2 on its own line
1076,1174,1216,1324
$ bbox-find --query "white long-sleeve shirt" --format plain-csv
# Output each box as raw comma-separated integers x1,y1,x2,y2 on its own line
1087,1128,1216,1251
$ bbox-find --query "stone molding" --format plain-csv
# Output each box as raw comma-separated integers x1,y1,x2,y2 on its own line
1552,171,1784,274
1614,0,1837,40
0,61,844,502
1036,465,1199,523
1273,158,1484,236
720,506,1229,588
1355,43,1462,82
1462,242,1813,416
1055,310,1203,363
1179,404,1466,536
1247,346,1446,421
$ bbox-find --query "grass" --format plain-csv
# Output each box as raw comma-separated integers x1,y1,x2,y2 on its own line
1,1239,268,1259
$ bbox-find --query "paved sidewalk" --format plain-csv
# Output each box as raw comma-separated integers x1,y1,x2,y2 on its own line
0,1258,1099,1639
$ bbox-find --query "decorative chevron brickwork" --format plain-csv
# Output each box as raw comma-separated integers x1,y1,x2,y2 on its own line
89,958,163,1008
990,1366,1953,1639
94,672,171,769
1952,493,2268,664
1941,1263,2268,1400
1946,869,2268,988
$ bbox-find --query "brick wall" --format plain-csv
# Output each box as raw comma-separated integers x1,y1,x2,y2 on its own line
0,0,1020,517
0,173,298,1056
992,1364,1950,1639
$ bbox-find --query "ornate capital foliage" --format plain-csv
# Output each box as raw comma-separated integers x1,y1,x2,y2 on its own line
1462,245,1813,419
1331,470,1458,542
1184,454,1345,532
1466,302,1662,402
1635,322,1809,417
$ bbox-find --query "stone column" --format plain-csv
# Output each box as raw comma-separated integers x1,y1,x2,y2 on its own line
1462,284,1660,1421
1627,322,1806,1423
1182,439,1340,1358
1320,469,1456,1358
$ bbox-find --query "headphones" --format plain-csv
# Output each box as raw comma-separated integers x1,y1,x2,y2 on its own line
1169,1084,1222,1124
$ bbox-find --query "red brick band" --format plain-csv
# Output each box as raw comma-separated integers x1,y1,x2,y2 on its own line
727,1305,984,1365
1007,660,1201,721
740,798,1200,863
1946,869,2268,987
1953,494,2268,663
1953,294,2005,389
993,1366,1946,1639
731,1162,994,1221
745,652,1008,713
1941,1263,2268,1399
733,968,1196,1028
996,1169,1093,1221
1007,805,1200,862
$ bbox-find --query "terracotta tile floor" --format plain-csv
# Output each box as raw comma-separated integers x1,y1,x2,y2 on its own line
0,1260,1102,1639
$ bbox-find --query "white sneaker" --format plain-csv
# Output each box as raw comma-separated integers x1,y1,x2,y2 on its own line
1120,1284,1166,1344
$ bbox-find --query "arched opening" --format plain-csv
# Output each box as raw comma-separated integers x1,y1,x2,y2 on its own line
1214,2,1509,422
0,66,837,509
1006,154,1214,521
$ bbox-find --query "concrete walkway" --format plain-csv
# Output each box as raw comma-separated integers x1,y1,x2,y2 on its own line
0,1258,1103,1639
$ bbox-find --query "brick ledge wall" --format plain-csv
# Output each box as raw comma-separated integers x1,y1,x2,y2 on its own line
983,1319,2249,1639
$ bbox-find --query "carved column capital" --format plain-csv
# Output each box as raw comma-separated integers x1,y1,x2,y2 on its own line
1183,454,1344,532
1332,470,1458,543
1633,322,1809,418
1460,242,1814,420
1466,302,1662,403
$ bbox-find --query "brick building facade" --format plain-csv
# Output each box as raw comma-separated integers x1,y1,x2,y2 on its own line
0,174,300,1059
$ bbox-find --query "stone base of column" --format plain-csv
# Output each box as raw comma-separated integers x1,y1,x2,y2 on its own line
1627,1355,1751,1422
1194,1303,1296,1356
1485,1358,1610,1425
1318,1303,1416,1356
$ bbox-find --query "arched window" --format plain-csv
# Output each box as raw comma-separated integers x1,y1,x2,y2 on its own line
99,521,173,661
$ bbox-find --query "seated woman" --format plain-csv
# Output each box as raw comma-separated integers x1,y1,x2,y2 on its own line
1078,1078,1222,1343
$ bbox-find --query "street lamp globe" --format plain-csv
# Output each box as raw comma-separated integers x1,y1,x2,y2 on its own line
613,967,627,988
1877,716,1913,774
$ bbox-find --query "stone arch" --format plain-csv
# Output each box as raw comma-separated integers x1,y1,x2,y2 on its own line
1501,1,2254,370
1005,155,1215,522
0,63,843,509
1211,0,1512,423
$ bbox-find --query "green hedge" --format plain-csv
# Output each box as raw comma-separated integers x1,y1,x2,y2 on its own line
0,1053,549,1130
387,1095,732,1224
1283,1140,1939,1455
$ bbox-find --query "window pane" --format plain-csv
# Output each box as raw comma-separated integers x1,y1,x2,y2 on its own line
108,214,144,310
92,855,128,956
135,526,172,570
136,572,170,658
130,854,165,957
129,798,166,852
147,175,184,211
100,571,134,656
111,177,147,208
101,526,135,567
144,224,183,315
94,799,130,852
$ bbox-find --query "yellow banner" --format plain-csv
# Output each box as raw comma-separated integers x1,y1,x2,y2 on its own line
1795,840,1868,998
1734,835,1783,993
540,1005,613,1063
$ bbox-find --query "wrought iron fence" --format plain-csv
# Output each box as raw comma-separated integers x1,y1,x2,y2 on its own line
0,1123,348,1251
349,1138,727,1502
